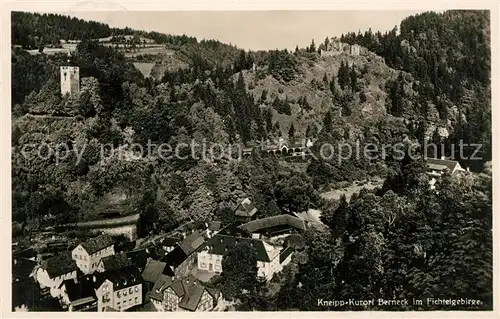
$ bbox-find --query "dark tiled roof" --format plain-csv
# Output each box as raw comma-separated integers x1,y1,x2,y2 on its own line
156,275,213,311
179,284,205,311
80,234,114,255
148,274,172,301
62,275,97,302
153,236,179,247
279,246,294,263
164,246,188,268
217,221,249,237
42,252,78,278
201,234,271,262
239,215,306,233
13,258,37,279
100,253,132,271
235,198,258,217
142,259,166,283
97,266,142,290
426,158,460,171
126,249,149,269
179,231,205,256
208,221,222,231
142,259,174,283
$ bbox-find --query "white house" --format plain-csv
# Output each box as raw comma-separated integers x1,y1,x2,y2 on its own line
72,234,115,274
426,157,466,189
94,266,143,312
197,234,293,281
35,253,78,298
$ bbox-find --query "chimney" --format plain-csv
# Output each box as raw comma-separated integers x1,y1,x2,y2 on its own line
441,155,446,160
93,275,96,282
73,277,78,284
467,167,470,172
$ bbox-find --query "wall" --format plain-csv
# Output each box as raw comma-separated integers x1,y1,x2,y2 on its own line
35,268,77,298
198,251,289,281
113,283,142,311
60,66,80,96
90,225,138,241
96,280,142,312
197,252,222,274
196,290,214,311
164,287,181,311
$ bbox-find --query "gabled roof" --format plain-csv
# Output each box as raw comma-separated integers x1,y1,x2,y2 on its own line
41,252,78,278
126,249,149,269
99,253,132,271
200,234,273,262
164,246,188,268
79,234,114,255
62,275,97,303
238,215,306,233
141,259,174,283
179,284,206,311
148,274,172,301
142,259,166,283
235,198,258,217
426,158,460,172
96,266,142,290
179,231,205,256
155,275,216,311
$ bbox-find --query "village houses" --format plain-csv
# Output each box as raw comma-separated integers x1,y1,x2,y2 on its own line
197,234,294,280
72,234,115,274
34,252,78,298
149,275,221,312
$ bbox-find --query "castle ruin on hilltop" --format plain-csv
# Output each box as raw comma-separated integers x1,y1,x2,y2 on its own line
320,37,361,57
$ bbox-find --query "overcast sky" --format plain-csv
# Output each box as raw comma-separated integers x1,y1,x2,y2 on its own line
66,11,426,50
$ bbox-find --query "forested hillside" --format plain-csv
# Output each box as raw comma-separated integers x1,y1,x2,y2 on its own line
11,10,492,310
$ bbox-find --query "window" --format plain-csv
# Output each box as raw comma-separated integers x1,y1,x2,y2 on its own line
135,286,139,292
135,297,139,304
124,289,128,296
129,298,132,304
102,307,105,312
117,291,121,298
117,302,121,306
129,288,133,294
123,300,127,306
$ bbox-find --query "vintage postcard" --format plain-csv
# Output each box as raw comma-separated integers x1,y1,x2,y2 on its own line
4,2,497,317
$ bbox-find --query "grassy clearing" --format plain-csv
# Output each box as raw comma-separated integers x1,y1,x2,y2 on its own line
320,177,384,202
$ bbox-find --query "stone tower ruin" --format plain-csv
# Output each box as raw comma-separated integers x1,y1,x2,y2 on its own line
60,66,80,96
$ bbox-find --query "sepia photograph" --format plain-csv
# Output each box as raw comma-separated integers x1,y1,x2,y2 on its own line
9,8,493,313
